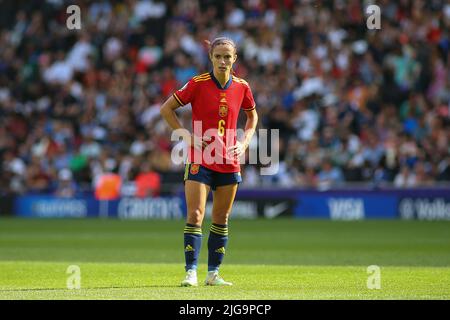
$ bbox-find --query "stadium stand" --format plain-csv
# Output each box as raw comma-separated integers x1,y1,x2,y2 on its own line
0,0,449,198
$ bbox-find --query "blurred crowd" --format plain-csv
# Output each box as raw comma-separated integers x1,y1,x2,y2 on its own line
0,0,449,197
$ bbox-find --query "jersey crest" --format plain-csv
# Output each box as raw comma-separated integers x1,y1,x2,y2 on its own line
219,105,228,117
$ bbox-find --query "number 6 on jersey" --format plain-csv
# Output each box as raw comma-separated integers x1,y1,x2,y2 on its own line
218,119,225,137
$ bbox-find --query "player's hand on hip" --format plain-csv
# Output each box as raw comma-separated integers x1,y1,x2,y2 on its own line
227,141,247,158
188,134,211,151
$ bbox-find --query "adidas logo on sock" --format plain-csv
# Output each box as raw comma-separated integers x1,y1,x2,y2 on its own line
215,247,226,254
185,245,195,252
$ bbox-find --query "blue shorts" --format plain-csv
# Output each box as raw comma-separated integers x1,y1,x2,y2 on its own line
184,164,242,190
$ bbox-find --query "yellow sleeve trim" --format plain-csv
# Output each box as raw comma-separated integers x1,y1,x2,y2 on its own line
232,76,249,87
173,93,185,106
193,72,210,79
193,76,211,82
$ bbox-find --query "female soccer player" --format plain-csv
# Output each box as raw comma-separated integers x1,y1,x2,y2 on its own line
160,37,258,286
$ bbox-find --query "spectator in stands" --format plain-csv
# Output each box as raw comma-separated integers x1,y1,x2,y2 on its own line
0,0,448,196
317,159,344,190
394,165,417,188
54,168,78,198
135,162,161,198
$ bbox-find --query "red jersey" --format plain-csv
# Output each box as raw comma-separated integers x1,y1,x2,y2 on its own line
173,72,256,173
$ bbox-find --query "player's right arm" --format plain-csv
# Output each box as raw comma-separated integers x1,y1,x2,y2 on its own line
160,78,196,131
160,95,209,150
160,95,185,131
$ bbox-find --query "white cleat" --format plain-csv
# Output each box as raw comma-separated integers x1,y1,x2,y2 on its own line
181,269,198,287
204,271,233,286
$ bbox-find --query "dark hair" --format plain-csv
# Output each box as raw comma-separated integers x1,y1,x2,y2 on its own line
207,37,237,56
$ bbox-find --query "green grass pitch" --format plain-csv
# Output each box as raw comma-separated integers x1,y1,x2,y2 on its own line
0,218,449,299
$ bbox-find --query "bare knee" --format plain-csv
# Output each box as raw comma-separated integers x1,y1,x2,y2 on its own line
212,211,230,225
187,208,204,226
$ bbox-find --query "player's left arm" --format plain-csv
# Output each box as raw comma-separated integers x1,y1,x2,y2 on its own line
241,108,258,149
228,108,258,158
